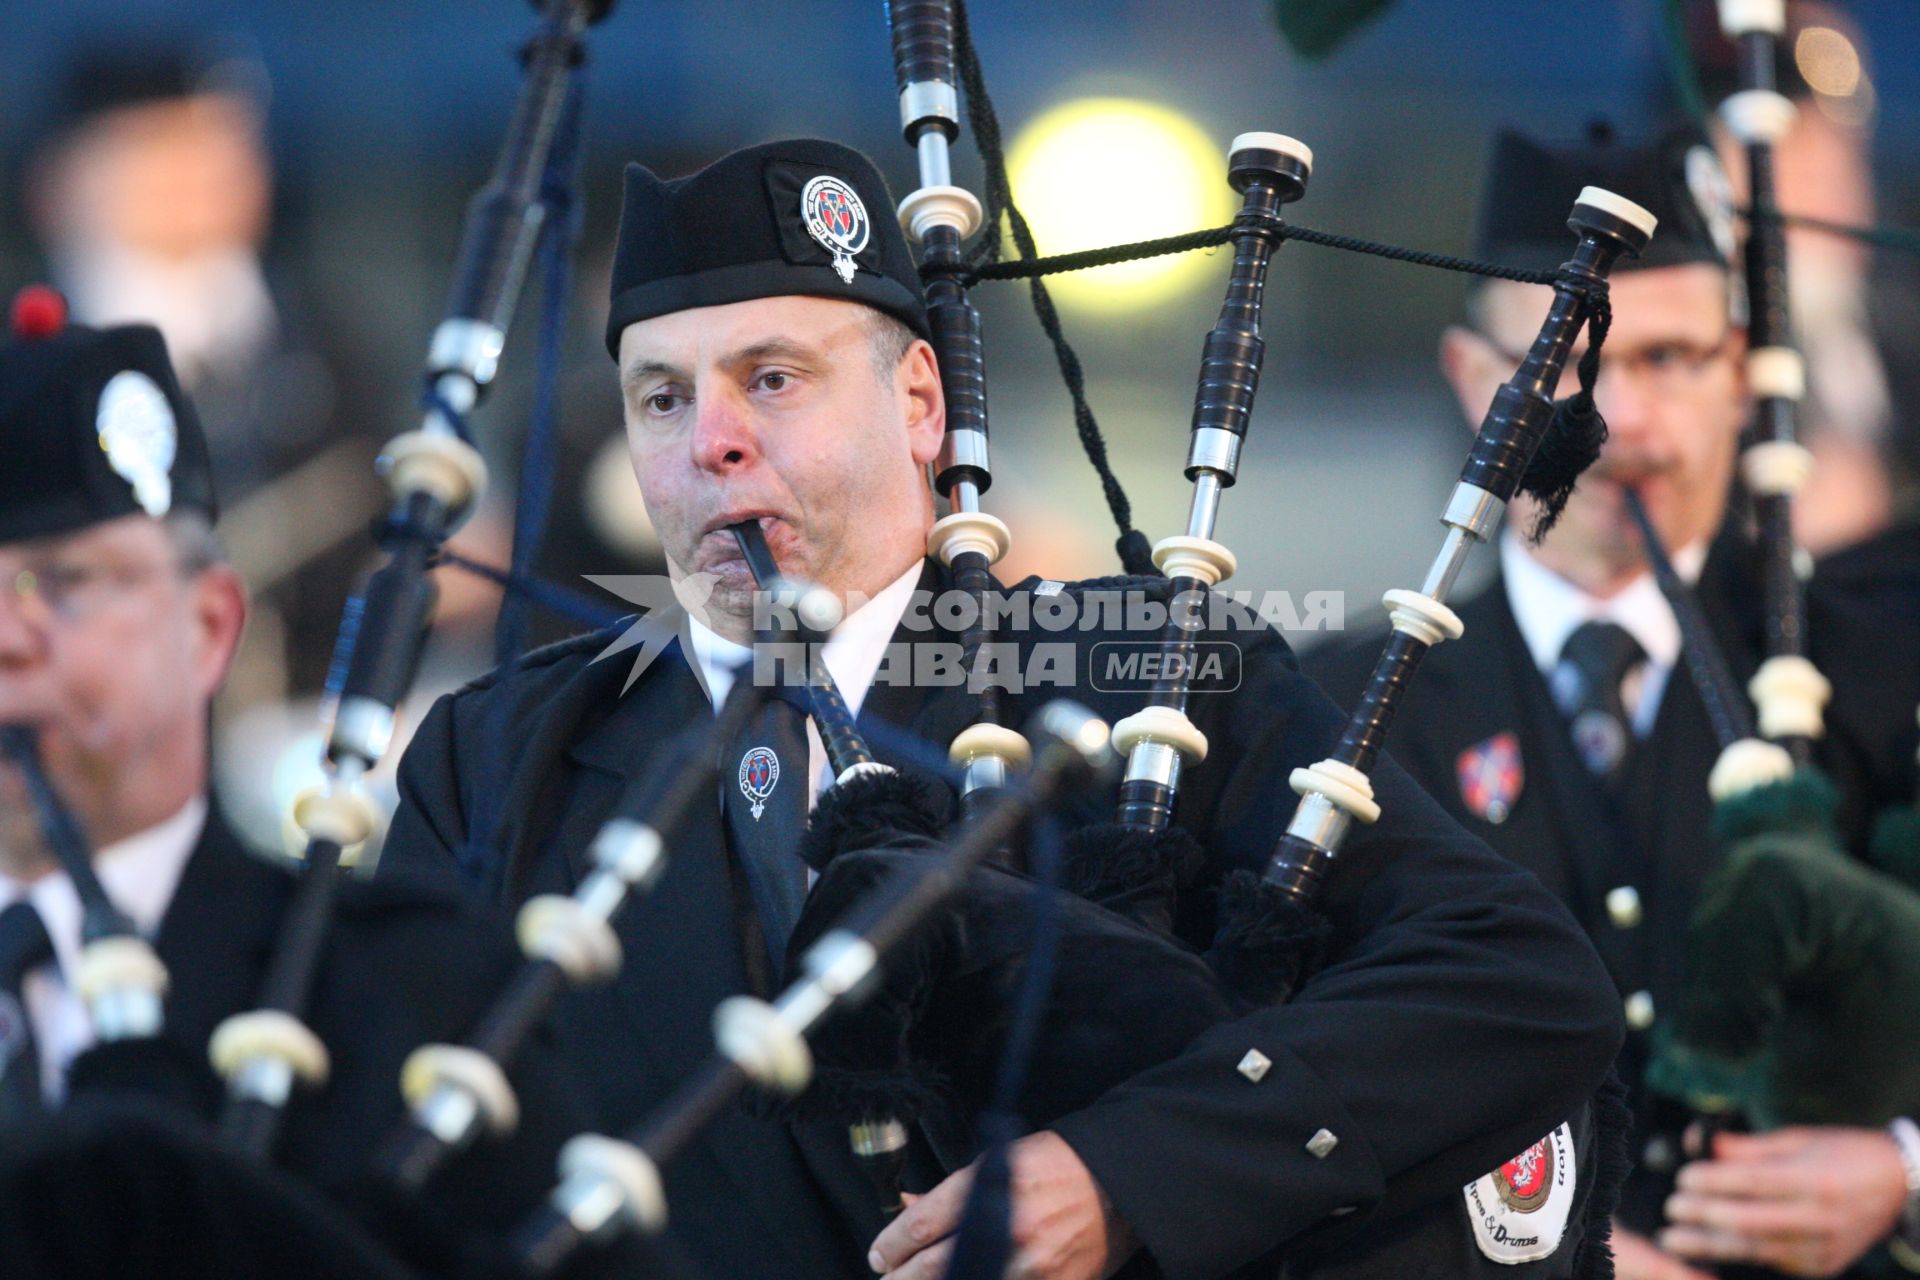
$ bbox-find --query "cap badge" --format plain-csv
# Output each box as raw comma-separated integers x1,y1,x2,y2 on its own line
95,370,178,518
800,175,870,284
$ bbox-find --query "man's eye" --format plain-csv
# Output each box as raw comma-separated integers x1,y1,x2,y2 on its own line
1641,345,1686,369
756,371,790,392
645,392,685,414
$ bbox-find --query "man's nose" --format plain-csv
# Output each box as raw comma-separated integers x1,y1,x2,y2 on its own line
689,391,759,475
0,589,46,670
1593,364,1655,445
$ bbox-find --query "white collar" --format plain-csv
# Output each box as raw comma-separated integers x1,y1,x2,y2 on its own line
1499,529,1706,676
0,795,206,982
686,559,923,716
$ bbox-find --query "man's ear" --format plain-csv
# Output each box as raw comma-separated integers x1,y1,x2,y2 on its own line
900,338,945,467
1439,325,1500,429
191,564,249,700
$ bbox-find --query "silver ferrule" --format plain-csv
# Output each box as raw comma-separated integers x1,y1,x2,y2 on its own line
1441,482,1504,541
1419,525,1478,601
901,80,960,140
962,754,1008,795
1186,427,1243,482
948,478,982,516
851,1118,910,1157
91,987,164,1042
937,427,990,481
1284,792,1352,855
1185,473,1225,541
427,318,506,389
779,930,879,1035
1124,740,1182,790
329,696,397,770
555,1170,632,1241
417,1082,484,1148
231,1054,297,1108
574,868,628,924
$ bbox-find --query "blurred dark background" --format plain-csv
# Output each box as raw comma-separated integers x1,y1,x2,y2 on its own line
2,0,1912,849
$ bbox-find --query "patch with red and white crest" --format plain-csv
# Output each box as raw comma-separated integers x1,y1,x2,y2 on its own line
1463,1122,1575,1263
1457,731,1523,825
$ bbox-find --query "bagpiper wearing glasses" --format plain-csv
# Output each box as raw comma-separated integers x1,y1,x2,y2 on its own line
0,291,604,1279
1305,122,1920,1276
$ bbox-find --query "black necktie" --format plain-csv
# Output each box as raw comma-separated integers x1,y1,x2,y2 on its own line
721,687,812,971
1551,620,1647,780
0,900,53,1124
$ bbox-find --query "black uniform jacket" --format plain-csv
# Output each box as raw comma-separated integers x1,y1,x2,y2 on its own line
1302,521,1920,1232
3,806,605,1279
385,563,1625,1280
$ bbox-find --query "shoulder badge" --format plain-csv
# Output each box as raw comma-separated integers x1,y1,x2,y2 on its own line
1463,1123,1577,1264
800,175,870,284
1457,731,1523,825
95,369,178,518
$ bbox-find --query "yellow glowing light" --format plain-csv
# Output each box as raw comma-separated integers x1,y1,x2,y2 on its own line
1795,26,1862,98
1005,98,1237,311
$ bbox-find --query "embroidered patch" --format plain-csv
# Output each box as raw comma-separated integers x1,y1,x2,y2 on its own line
1463,1122,1576,1264
96,370,177,517
739,746,780,821
1456,731,1523,824
799,175,870,284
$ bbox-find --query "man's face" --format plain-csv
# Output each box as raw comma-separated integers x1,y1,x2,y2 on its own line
34,93,270,261
0,516,241,854
1444,265,1745,572
617,295,943,622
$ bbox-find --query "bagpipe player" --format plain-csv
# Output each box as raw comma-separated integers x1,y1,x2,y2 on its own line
382,137,1632,1280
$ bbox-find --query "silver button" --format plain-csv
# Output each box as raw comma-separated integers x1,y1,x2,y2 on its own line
1606,886,1643,929
1625,990,1656,1030
1237,1049,1272,1083
1306,1128,1339,1159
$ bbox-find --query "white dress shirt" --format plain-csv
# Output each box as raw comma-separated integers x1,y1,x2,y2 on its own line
686,560,924,802
1500,530,1708,738
0,796,206,1099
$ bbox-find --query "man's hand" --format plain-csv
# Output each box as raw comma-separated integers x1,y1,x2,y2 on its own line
867,1130,1139,1279
1611,1223,1716,1280
1658,1127,1909,1277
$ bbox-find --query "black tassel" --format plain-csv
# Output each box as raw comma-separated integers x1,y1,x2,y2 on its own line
796,768,952,873
1060,822,1206,937
1205,869,1333,1006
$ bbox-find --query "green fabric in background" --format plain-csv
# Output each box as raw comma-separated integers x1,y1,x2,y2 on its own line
1650,811,1920,1128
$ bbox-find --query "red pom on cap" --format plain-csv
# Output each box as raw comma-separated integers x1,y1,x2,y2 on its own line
11,286,68,340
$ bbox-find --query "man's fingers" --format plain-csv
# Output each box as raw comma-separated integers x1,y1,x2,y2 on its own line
1610,1226,1718,1280
1673,1157,1804,1199
1661,1224,1829,1275
1711,1128,1815,1160
870,1165,974,1274
1664,1191,1825,1236
886,1236,955,1280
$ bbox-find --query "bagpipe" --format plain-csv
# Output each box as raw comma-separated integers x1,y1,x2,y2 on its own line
1637,0,1920,1143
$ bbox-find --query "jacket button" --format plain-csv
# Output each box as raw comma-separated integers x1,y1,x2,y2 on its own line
1606,886,1643,929
1306,1129,1339,1159
1625,990,1656,1030
1237,1049,1273,1083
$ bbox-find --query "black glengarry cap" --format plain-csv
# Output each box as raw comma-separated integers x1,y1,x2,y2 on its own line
605,138,930,358
0,288,216,545
1475,122,1734,276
